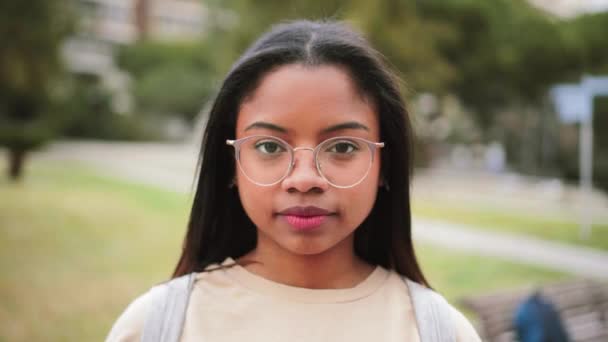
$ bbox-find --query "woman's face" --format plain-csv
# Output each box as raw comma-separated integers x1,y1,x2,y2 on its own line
234,63,381,257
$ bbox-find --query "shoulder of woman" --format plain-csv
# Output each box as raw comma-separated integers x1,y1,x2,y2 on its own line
105,283,168,342
399,277,481,341
447,303,482,342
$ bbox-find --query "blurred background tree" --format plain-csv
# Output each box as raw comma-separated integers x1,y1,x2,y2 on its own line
566,11,608,74
0,1,74,181
117,41,216,123
2,0,607,187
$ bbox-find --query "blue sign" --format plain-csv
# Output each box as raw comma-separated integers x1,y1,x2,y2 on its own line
582,76,608,95
550,76,608,124
550,85,592,124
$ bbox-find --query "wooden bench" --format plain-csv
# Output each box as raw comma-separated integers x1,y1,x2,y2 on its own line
460,279,608,341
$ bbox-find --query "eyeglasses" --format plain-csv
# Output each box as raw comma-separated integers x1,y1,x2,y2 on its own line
226,135,384,188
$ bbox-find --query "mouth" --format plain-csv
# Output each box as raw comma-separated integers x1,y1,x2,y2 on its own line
276,206,336,231
277,206,334,217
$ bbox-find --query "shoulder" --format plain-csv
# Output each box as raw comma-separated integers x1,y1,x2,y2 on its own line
105,283,168,342
105,272,200,342
399,276,481,342
447,302,482,342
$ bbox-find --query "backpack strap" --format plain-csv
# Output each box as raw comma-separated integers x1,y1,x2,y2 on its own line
141,273,196,342
403,277,456,342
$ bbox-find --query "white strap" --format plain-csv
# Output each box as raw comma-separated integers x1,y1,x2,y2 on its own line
141,273,196,342
405,278,456,342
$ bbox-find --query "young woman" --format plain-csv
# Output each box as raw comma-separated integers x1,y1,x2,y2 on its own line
107,20,481,342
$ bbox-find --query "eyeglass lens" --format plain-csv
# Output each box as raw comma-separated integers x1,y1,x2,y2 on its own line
236,136,373,187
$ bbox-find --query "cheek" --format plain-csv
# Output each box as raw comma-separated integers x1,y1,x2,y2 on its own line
236,173,275,224
338,164,380,223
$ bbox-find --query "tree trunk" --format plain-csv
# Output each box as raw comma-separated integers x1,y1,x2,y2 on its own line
135,0,149,41
8,148,26,181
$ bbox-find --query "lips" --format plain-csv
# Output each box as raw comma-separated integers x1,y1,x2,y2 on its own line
278,206,333,217
277,206,335,231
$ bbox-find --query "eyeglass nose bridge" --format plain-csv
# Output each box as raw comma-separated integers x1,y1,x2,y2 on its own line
293,147,315,152
284,146,328,187
289,146,318,171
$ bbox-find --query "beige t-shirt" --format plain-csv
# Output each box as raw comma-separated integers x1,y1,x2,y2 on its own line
106,258,481,341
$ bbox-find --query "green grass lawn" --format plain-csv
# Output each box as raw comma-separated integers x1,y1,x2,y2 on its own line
0,159,567,341
412,200,608,251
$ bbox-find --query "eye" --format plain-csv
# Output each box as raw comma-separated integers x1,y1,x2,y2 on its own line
326,140,359,154
254,140,286,154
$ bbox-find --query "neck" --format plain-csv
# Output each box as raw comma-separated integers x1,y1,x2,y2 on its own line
237,233,374,289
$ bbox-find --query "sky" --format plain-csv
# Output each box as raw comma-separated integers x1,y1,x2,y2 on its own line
529,0,608,17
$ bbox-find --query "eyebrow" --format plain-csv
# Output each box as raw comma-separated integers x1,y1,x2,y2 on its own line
244,122,288,133
244,121,369,134
321,122,369,134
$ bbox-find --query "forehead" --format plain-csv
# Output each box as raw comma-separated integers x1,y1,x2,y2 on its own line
236,64,378,138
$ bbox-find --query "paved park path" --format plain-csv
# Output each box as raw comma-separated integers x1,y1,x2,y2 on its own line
35,141,608,280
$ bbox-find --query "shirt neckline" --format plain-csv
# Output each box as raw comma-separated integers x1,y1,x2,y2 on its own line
218,257,389,303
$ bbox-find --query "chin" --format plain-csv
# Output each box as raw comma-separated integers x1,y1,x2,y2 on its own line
280,239,339,256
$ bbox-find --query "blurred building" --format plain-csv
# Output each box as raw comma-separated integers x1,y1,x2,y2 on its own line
61,0,208,115
77,0,207,44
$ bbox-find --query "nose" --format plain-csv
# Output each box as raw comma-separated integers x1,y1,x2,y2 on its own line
280,147,329,193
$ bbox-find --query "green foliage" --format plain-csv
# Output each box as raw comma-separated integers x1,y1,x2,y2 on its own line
117,41,216,122
0,120,53,150
134,64,213,121
417,0,580,128
118,41,213,77
564,12,608,74
0,0,74,150
60,75,157,141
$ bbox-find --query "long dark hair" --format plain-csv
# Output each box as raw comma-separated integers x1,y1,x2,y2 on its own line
173,19,429,287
